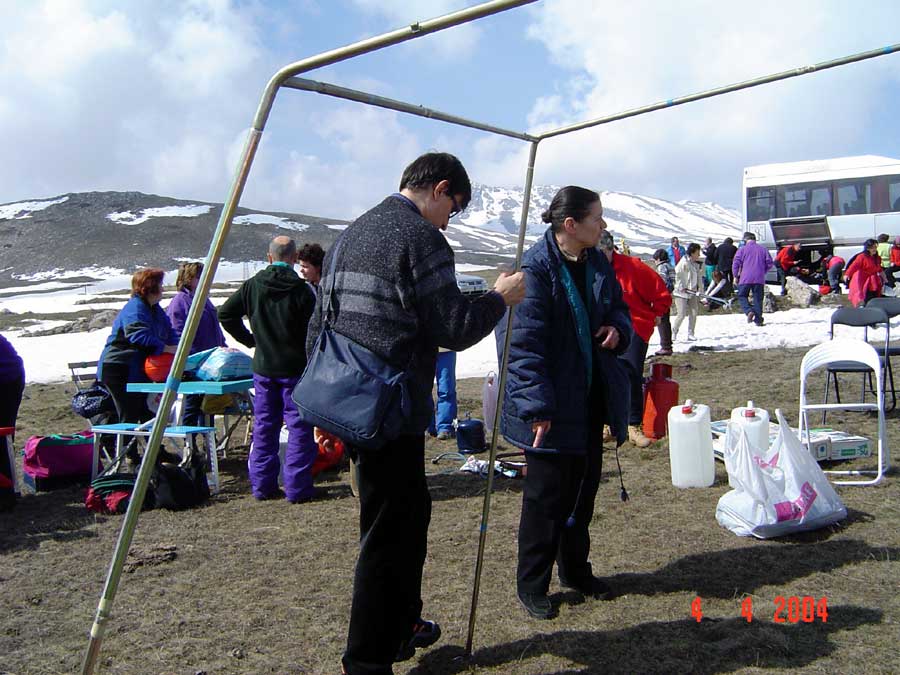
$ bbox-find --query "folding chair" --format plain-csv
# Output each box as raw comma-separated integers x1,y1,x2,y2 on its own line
68,360,99,392
822,306,895,422
799,339,889,486
866,296,900,378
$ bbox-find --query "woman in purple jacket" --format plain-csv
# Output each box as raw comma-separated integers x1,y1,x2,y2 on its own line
0,333,24,511
166,262,227,427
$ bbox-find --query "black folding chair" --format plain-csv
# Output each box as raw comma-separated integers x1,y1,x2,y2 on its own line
823,306,895,422
866,296,900,354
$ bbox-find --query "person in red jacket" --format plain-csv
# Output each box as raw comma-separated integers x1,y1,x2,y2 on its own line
886,236,900,288
775,243,804,295
844,239,885,307
599,230,672,447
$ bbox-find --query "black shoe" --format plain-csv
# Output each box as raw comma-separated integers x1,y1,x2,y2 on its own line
518,591,557,619
255,488,285,501
755,317,765,326
287,489,318,505
560,575,613,600
395,618,441,662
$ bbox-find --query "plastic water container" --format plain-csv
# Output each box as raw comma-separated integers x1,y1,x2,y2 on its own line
729,400,770,454
667,399,715,488
482,371,498,433
642,362,679,440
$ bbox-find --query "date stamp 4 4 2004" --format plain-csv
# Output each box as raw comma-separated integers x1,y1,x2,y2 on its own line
691,596,828,623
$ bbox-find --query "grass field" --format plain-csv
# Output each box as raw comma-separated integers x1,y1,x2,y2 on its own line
1,345,898,674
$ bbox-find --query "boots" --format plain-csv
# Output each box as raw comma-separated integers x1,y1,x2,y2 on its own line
628,425,652,448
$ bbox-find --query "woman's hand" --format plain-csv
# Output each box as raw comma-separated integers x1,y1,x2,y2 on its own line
594,325,620,350
532,420,551,448
163,344,177,354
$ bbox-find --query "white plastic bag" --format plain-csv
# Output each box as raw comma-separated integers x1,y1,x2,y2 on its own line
716,409,847,539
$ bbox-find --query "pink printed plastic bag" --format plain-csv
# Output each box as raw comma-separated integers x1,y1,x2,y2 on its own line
716,409,846,538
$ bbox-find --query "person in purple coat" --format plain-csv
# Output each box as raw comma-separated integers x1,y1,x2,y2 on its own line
732,232,774,326
166,262,227,428
0,333,25,511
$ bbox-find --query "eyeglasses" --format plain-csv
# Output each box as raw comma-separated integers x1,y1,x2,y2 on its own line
448,194,462,219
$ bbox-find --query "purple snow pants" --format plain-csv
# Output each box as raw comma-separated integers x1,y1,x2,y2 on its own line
250,373,317,502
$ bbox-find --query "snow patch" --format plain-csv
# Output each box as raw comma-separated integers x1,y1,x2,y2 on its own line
232,213,310,232
107,204,212,225
0,196,69,220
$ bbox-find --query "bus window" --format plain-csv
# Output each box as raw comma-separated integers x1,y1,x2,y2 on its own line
784,187,809,217
810,185,831,215
890,177,900,211
837,180,872,215
747,187,776,221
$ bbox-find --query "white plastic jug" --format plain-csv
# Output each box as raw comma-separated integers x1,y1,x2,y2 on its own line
482,371,499,433
729,400,770,454
667,399,715,488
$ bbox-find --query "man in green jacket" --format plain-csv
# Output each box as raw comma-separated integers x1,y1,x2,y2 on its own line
219,236,317,503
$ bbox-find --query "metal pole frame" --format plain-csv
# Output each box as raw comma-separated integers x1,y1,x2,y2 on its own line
80,0,900,666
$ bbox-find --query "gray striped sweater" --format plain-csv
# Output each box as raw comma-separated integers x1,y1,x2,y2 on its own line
306,195,506,434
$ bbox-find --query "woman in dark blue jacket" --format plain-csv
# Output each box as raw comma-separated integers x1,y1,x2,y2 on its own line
498,186,632,620
98,268,177,431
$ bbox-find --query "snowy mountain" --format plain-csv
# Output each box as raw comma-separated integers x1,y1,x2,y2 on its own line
0,187,740,288
455,183,740,255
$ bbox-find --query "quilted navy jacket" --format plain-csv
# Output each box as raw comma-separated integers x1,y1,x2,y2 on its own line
497,229,633,454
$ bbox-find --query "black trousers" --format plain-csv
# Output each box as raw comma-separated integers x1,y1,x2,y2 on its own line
657,312,673,351
621,335,649,425
343,434,431,675
99,362,152,459
99,362,152,425
0,374,25,510
517,442,604,595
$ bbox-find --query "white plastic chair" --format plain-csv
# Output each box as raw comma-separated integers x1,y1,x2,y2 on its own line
799,339,889,486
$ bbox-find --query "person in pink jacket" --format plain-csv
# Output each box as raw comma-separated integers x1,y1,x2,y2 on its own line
844,239,885,307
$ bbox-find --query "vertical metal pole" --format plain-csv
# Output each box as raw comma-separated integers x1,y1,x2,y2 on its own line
80,126,265,675
466,139,539,655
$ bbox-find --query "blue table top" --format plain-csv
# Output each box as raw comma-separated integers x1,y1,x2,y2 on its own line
127,379,254,395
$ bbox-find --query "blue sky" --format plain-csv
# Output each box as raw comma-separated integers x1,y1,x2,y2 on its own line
1,0,899,218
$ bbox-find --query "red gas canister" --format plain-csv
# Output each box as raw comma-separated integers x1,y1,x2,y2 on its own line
642,362,679,440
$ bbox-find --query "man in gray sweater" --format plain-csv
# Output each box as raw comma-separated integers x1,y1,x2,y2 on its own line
307,152,524,675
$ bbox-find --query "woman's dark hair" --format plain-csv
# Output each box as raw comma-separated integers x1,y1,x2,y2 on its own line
399,152,472,208
297,243,325,271
652,248,669,262
723,237,733,245
864,238,878,251
132,268,165,299
686,242,701,256
541,186,600,233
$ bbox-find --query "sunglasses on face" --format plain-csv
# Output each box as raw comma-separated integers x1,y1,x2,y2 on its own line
449,194,462,219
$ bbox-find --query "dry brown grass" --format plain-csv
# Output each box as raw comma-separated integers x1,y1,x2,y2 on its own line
1,346,898,674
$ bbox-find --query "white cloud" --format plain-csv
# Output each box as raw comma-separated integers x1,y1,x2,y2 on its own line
473,0,900,206
350,0,481,58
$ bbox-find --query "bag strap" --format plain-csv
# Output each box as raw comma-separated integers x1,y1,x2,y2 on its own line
322,235,345,326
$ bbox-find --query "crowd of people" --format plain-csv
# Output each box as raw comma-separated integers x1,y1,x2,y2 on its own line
6,149,900,674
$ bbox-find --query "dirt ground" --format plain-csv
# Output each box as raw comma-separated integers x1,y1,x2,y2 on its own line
1,346,898,675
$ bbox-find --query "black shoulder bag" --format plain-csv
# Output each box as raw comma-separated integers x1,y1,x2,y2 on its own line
291,236,411,450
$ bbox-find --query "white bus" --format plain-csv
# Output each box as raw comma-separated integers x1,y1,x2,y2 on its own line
743,155,900,263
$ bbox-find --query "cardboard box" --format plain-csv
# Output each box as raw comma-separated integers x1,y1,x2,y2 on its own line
710,420,852,463
809,429,872,460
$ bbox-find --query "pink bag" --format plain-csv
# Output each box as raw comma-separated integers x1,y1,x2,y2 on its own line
23,431,97,480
